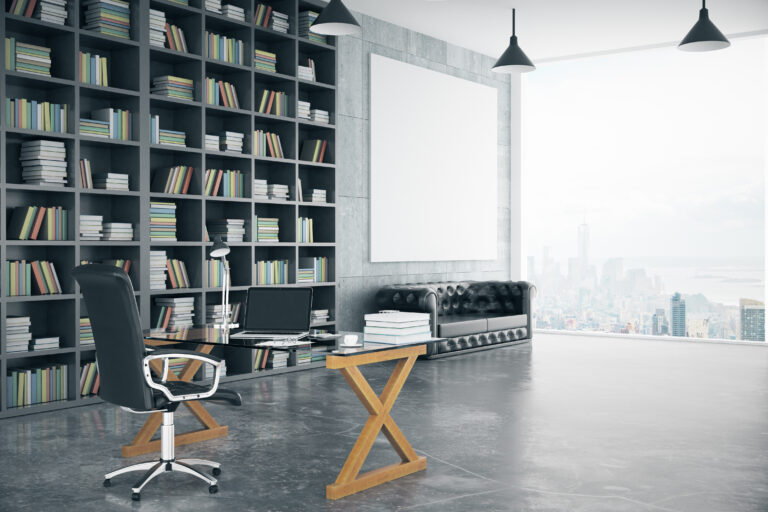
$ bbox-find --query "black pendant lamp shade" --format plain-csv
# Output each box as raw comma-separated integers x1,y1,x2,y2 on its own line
493,9,535,74
310,0,361,36
678,0,730,52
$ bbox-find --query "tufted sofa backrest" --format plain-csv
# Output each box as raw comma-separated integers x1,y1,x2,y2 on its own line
377,281,527,317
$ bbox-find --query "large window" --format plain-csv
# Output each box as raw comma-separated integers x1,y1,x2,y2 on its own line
522,36,767,341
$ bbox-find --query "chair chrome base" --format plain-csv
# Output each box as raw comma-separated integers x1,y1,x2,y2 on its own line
103,411,221,500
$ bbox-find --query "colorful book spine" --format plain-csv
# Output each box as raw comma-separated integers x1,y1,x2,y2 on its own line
8,206,68,240
79,362,100,396
205,259,226,287
5,37,52,77
165,258,190,289
78,51,109,86
256,90,287,116
203,169,244,197
5,260,62,295
6,364,68,408
205,31,244,65
165,23,188,52
254,259,288,285
6,98,68,132
205,77,240,108
253,130,284,158
297,217,314,243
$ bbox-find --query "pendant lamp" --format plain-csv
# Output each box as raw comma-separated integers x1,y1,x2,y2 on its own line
492,8,535,73
679,0,730,52
310,0,361,37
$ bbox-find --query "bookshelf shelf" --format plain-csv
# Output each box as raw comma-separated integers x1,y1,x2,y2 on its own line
0,0,337,419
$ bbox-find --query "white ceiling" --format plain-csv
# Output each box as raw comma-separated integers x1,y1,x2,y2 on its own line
343,0,768,60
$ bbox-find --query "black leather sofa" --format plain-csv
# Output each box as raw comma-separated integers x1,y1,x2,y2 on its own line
375,281,535,358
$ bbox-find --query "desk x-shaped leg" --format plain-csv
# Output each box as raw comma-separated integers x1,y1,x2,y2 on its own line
326,347,427,500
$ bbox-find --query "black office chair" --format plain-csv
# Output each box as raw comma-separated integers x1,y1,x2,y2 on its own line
72,264,242,501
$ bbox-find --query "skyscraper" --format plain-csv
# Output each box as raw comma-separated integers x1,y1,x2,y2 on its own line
652,309,668,336
739,299,765,341
670,293,686,337
577,222,589,274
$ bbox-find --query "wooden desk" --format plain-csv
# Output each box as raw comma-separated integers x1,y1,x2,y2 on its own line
325,342,430,500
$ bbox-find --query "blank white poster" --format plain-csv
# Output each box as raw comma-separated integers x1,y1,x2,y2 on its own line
369,54,498,262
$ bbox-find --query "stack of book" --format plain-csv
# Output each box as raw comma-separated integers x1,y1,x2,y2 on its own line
79,214,103,240
80,362,100,396
222,3,244,21
81,108,133,140
166,258,191,288
83,0,131,40
150,115,186,146
4,38,52,77
256,90,287,116
20,139,67,187
6,98,68,132
253,130,284,158
310,109,330,124
155,297,195,328
207,219,246,242
36,0,68,24
300,139,328,163
6,364,68,407
205,134,220,151
79,51,109,85
253,178,268,198
206,31,243,65
205,303,242,324
296,346,311,365
204,169,244,197
165,22,188,52
80,258,131,273
150,250,168,290
298,256,327,282
298,61,315,81
150,201,177,241
253,49,277,73
205,77,239,108
6,317,32,353
267,351,289,369
254,259,288,284
303,189,327,203
152,75,195,101
311,309,330,324
93,172,129,191
297,100,311,120
297,217,313,243
152,165,194,194
268,10,289,32
79,118,109,138
80,158,94,188
363,312,432,344
30,336,60,352
299,11,326,44
205,259,225,287
80,317,95,346
267,183,289,200
149,9,166,47
311,344,332,362
219,131,244,153
204,0,221,14
254,216,279,242
8,206,68,240
102,222,133,241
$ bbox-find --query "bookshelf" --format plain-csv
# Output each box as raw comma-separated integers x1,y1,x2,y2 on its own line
1,0,337,418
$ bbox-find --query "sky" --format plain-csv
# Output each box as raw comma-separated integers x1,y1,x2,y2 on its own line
521,36,767,265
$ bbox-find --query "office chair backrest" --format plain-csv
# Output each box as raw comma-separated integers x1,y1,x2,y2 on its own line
72,264,155,411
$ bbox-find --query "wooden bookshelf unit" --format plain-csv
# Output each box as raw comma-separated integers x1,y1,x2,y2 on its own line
0,0,337,419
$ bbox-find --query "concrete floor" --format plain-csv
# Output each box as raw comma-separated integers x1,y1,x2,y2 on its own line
1,333,767,511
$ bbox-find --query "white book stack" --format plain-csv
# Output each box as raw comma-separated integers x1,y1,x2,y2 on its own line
218,131,244,153
298,64,314,81
150,250,168,290
221,3,245,21
363,312,432,344
149,9,166,48
303,188,326,203
297,100,311,120
268,351,289,369
30,337,60,352
93,172,129,191
34,0,68,25
207,219,246,242
311,309,329,324
155,297,195,327
205,0,222,14
79,214,104,240
298,10,324,41
205,134,220,151
267,183,289,200
253,178,268,198
310,109,329,124
6,317,32,353
102,222,134,241
20,140,68,187
205,304,232,324
269,10,289,33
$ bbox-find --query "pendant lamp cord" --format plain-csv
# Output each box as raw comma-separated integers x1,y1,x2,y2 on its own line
512,8,516,36
702,0,706,8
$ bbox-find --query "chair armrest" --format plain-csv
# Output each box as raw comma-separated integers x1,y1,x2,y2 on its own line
142,351,223,402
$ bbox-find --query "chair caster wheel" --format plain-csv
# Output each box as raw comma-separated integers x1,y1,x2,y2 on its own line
131,493,141,501
209,485,218,494
212,467,221,476
103,479,111,488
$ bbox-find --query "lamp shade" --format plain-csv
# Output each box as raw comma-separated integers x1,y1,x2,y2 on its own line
678,7,730,52
210,236,230,258
492,35,536,73
310,0,361,36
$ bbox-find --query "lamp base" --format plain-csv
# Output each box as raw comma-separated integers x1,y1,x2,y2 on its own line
214,323,239,330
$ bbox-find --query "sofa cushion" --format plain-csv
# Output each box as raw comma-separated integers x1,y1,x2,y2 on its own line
487,314,527,331
437,315,488,338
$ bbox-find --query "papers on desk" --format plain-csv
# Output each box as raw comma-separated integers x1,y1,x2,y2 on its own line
254,339,311,348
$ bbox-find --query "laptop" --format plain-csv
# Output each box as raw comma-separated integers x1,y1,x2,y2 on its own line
230,287,313,339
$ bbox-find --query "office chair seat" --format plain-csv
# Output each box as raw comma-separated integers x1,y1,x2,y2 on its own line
151,381,243,409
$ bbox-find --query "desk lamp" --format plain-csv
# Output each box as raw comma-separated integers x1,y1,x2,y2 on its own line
210,236,238,330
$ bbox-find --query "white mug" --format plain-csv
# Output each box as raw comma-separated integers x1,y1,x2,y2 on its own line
342,334,358,346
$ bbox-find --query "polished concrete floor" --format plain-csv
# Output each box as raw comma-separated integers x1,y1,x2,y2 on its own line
1,333,767,511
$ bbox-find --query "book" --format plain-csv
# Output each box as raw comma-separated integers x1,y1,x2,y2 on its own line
166,258,190,288
150,201,177,241
364,312,431,324
80,158,94,188
254,260,288,285
221,3,244,21
253,48,277,73
5,38,52,77
149,9,166,47
207,218,246,242
254,217,279,242
297,217,314,243
79,51,109,86
300,139,328,163
205,77,239,108
150,114,187,146
299,10,326,44
257,90,288,116
83,0,131,40
6,98,68,132
363,332,432,344
152,75,194,101
204,169,244,197
253,130,284,158
152,165,194,194
6,364,68,407
206,31,243,65
19,139,67,187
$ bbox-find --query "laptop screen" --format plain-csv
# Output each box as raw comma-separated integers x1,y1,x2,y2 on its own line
243,287,313,332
